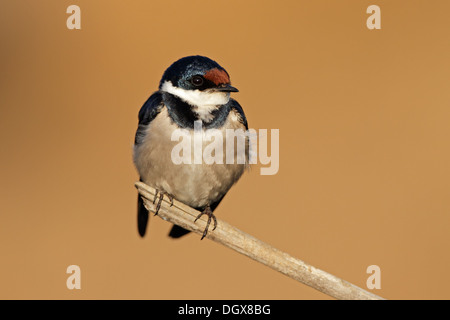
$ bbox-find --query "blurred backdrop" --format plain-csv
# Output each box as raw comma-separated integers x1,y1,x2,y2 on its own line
1,0,449,299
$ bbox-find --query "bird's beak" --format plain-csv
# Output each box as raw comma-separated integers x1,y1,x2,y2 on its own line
215,84,239,93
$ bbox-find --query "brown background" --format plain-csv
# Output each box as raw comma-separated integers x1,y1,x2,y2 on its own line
1,0,449,299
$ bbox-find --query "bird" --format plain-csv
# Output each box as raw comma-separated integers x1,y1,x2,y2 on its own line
133,55,249,240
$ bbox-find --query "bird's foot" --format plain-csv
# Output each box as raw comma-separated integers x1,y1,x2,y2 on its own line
153,190,174,216
194,205,217,240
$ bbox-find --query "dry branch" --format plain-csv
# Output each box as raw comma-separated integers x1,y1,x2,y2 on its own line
135,181,384,300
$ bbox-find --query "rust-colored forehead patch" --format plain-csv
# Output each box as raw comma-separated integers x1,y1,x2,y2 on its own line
203,68,230,85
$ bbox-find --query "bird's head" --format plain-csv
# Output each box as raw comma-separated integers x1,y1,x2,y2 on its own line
159,56,238,109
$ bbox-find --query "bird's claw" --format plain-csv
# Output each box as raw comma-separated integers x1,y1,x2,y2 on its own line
194,205,217,240
153,190,174,216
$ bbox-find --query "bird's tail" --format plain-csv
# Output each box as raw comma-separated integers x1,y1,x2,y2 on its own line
137,195,149,237
168,225,191,238
138,193,190,238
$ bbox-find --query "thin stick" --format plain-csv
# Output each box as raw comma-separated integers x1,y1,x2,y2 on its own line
135,181,385,300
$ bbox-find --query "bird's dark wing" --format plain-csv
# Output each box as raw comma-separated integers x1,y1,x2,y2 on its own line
134,91,164,145
135,92,163,237
229,98,248,130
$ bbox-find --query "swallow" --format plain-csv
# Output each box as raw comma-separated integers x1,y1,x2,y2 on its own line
133,55,249,239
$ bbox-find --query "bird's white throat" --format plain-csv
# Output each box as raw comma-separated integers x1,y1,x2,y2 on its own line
161,80,230,121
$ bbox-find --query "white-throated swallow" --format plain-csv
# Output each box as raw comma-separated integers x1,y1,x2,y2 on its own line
133,55,248,239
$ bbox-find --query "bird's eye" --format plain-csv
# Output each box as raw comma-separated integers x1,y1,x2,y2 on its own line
191,75,204,87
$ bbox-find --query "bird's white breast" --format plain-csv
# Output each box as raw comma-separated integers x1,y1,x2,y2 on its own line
133,107,248,209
